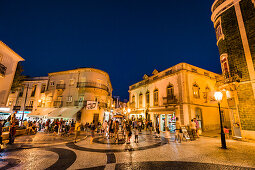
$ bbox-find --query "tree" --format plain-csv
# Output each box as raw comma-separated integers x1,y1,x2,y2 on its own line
11,62,26,92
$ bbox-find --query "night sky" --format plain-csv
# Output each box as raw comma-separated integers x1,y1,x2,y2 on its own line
0,0,220,100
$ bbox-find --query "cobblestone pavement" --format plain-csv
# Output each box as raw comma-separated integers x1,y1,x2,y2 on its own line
0,131,255,170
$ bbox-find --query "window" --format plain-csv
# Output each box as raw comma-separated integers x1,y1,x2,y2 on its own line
153,89,159,106
29,100,34,106
41,84,46,93
67,96,73,102
220,54,230,79
132,95,135,103
50,81,55,86
19,86,24,97
139,93,143,108
193,83,200,99
146,91,150,105
69,79,75,86
167,84,174,99
31,85,37,97
203,86,210,103
214,17,224,43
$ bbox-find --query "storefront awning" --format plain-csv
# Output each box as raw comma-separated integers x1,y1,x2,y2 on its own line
28,108,57,117
47,107,82,119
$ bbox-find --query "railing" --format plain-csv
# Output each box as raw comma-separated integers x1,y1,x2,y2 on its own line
0,63,7,77
66,101,73,106
25,106,33,111
77,82,109,92
129,102,136,109
53,101,63,108
13,106,21,111
163,96,178,105
98,102,108,108
56,84,66,90
74,101,87,107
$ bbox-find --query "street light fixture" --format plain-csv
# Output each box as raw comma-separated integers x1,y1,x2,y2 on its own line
214,91,227,149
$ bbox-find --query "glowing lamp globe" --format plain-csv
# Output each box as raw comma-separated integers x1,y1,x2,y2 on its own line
214,92,223,102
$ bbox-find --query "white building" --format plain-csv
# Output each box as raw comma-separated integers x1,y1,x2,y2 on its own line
7,77,48,120
0,41,24,116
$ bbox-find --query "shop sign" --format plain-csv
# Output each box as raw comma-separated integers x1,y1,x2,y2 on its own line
86,101,98,110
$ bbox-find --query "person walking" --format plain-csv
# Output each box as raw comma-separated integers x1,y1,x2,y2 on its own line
175,117,183,143
165,127,171,143
155,124,160,138
190,119,197,140
134,127,139,143
0,121,3,147
74,120,81,143
126,121,132,144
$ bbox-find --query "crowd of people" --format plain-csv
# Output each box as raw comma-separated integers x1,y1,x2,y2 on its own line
0,112,209,146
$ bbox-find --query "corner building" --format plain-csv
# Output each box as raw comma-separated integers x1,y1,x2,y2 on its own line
129,63,232,132
211,0,255,139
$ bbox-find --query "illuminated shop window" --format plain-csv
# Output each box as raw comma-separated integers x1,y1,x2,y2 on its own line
154,89,159,106
193,83,200,99
220,54,230,78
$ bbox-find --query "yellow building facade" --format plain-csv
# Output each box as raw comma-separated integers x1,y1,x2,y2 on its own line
129,63,233,132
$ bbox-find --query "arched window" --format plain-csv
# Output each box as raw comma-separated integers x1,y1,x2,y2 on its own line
132,95,135,103
167,84,174,99
203,86,210,103
139,93,143,108
220,54,230,79
146,91,150,106
154,89,159,106
193,83,200,99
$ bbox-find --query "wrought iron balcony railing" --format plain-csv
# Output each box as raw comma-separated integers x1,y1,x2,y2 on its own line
74,101,87,107
13,106,21,111
56,84,66,90
77,82,109,92
0,63,7,77
53,101,63,108
163,96,178,105
25,106,33,111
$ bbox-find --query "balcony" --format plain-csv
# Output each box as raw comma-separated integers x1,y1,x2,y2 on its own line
77,82,109,92
13,106,21,111
129,102,136,109
66,101,73,106
56,84,66,90
74,101,86,107
163,96,178,105
0,63,7,77
25,106,33,111
98,102,108,108
53,101,63,108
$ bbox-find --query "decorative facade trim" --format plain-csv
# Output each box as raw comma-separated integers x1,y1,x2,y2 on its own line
214,17,225,45
234,2,255,98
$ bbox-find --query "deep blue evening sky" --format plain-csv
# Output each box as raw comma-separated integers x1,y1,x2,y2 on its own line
0,0,219,100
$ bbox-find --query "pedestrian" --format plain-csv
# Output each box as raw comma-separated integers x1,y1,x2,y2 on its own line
138,121,142,132
126,121,132,144
102,121,108,138
175,117,183,143
224,126,230,139
8,123,16,144
53,124,58,136
114,121,119,143
74,120,81,143
155,124,160,138
134,127,139,143
0,121,3,146
91,121,95,138
193,118,200,137
165,127,171,143
190,119,197,140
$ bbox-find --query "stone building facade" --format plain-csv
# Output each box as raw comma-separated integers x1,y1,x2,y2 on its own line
211,0,255,139
7,68,113,124
129,63,232,132
7,77,48,120
0,41,24,108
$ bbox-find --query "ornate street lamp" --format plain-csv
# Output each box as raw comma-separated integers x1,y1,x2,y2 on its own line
214,91,227,149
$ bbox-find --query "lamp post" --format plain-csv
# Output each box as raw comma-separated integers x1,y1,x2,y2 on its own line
214,91,227,149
